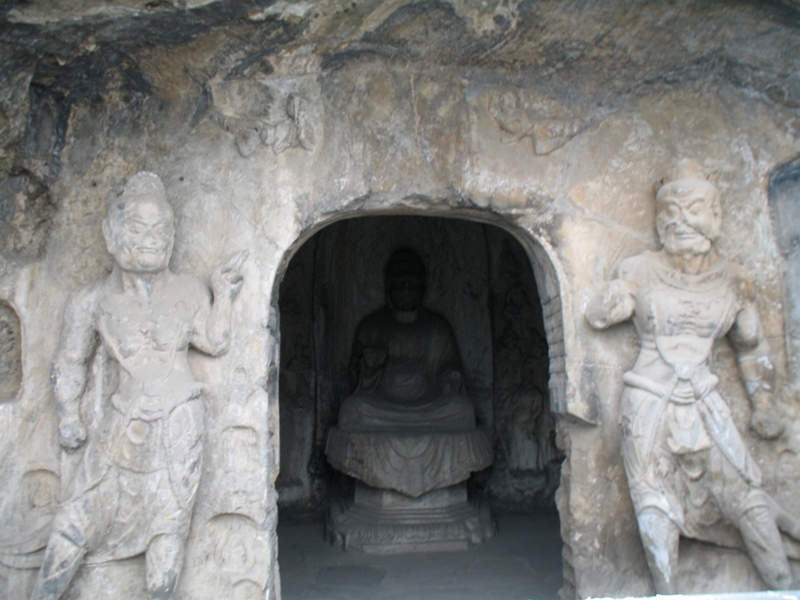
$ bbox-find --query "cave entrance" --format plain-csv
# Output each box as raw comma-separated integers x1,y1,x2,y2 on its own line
276,214,565,599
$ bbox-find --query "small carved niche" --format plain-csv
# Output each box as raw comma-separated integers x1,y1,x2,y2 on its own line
0,301,22,402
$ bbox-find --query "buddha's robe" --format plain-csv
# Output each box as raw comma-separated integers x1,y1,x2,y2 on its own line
338,308,475,431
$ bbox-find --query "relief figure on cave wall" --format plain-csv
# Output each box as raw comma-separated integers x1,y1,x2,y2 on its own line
586,160,800,593
31,172,246,599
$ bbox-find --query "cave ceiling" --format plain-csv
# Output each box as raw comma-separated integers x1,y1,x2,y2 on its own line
2,0,799,93
0,0,798,193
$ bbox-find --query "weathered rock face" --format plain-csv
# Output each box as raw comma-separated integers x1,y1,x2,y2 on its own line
0,0,799,598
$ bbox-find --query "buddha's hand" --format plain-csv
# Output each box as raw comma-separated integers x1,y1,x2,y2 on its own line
362,347,387,369
751,407,784,440
440,369,463,395
212,250,248,299
59,413,87,451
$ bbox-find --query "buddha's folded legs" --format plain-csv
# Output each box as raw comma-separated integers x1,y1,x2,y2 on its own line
337,392,476,431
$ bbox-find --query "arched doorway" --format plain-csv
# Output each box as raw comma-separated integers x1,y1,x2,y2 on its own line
275,213,567,598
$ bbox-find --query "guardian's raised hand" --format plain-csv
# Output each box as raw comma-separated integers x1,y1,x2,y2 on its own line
212,250,248,299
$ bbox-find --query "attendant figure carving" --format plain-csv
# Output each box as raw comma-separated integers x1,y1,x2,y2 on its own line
32,172,246,599
586,160,800,593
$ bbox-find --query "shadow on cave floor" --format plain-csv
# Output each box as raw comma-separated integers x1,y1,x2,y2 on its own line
277,512,563,600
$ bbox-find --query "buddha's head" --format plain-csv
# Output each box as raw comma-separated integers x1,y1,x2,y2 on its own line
655,160,721,257
102,172,175,274
385,249,426,313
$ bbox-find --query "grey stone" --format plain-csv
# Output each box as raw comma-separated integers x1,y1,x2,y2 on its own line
0,1,798,598
315,565,385,587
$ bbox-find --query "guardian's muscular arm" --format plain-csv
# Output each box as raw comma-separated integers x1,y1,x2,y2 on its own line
729,272,784,439
585,279,636,330
51,285,99,450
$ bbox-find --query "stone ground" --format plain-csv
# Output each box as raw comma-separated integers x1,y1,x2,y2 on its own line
277,512,563,600
278,511,800,600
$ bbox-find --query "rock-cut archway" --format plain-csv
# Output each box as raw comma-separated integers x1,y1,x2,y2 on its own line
273,210,571,599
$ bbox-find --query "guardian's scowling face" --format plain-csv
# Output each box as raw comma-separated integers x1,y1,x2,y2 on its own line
656,178,721,257
105,195,175,274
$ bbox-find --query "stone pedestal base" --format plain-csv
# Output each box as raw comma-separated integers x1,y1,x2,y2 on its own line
328,482,494,554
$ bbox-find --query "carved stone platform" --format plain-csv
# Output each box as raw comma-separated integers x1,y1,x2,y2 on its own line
327,482,495,554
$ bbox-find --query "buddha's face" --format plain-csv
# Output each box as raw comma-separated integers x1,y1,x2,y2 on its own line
388,274,424,312
103,196,174,274
656,179,720,256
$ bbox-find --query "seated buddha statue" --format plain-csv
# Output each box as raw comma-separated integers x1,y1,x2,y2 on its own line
337,248,476,432
326,250,493,553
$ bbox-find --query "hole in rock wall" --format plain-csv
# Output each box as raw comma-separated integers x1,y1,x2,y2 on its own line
0,302,22,403
277,215,564,596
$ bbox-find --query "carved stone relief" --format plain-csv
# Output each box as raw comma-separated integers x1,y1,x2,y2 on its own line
488,90,588,156
586,160,800,593
486,229,562,510
206,514,270,599
276,240,317,507
0,1,799,597
208,78,316,158
0,258,62,598
30,172,245,599
325,248,494,553
0,466,58,590
208,377,273,525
